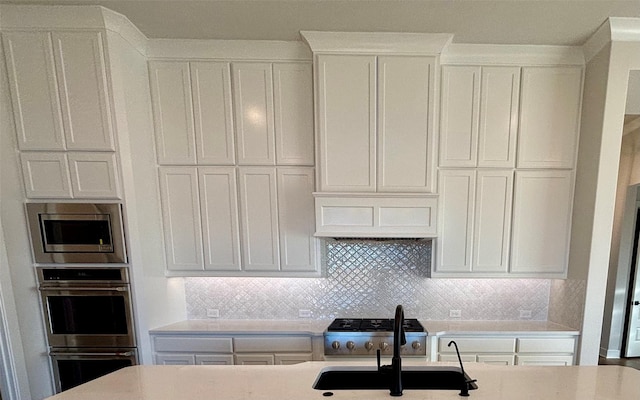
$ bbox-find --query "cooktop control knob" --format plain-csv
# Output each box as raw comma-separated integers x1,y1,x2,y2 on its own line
411,341,421,350
364,341,374,351
346,341,355,350
331,341,340,350
379,342,389,351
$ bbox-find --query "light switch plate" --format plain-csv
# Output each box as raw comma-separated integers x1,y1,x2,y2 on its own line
207,308,220,318
449,310,462,318
298,309,312,318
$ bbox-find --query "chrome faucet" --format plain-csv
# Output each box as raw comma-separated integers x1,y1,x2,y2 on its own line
379,305,406,396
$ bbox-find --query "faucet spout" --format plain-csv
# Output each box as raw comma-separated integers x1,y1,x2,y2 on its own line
390,304,406,396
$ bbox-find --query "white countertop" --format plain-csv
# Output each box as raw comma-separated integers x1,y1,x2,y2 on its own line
150,319,579,336
45,362,638,400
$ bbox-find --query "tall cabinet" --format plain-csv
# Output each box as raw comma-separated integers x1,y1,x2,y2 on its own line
150,58,318,276
435,63,582,278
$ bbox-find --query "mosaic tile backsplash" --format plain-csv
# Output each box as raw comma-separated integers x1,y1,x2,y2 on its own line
186,239,552,320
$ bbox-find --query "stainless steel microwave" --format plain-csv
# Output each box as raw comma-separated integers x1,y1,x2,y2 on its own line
26,203,127,263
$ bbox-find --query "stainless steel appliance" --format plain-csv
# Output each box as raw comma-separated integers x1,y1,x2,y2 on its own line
37,267,137,392
323,318,427,358
27,203,127,263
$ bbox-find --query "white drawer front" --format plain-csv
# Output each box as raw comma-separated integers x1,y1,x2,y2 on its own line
153,336,233,353
233,336,312,353
517,338,575,353
439,337,515,353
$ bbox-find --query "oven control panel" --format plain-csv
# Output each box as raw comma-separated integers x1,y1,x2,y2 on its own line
323,333,427,356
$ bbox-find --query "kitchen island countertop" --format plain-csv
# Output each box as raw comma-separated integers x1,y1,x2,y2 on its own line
45,362,638,400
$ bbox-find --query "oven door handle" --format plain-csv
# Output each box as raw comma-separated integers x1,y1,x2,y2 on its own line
39,285,128,292
49,351,135,357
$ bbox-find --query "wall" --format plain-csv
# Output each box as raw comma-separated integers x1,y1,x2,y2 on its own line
184,240,553,322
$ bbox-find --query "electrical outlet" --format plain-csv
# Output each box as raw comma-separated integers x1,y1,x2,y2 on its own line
298,309,312,318
206,308,220,318
519,310,532,319
449,310,462,318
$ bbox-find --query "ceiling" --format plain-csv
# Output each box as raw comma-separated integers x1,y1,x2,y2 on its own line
1,0,639,45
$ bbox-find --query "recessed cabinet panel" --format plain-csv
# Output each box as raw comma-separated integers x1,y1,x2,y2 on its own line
378,56,434,192
439,66,480,167
191,62,235,165
317,55,376,191
277,168,316,272
3,32,65,150
20,152,72,198
67,152,120,199
234,354,275,365
198,168,241,271
273,63,314,165
159,168,204,270
518,67,582,168
511,170,573,275
149,61,196,164
233,63,276,165
473,170,513,272
238,168,280,270
478,67,520,167
436,170,475,272
195,355,234,365
52,32,114,151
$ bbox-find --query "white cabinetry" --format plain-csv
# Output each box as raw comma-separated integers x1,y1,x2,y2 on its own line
152,334,314,365
21,151,120,199
437,335,576,366
3,31,115,151
317,54,436,193
159,167,317,275
149,60,313,166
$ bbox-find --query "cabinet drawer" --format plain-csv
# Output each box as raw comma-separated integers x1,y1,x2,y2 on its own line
233,336,312,353
516,355,574,366
153,336,233,353
439,338,515,353
438,354,476,363
517,338,575,353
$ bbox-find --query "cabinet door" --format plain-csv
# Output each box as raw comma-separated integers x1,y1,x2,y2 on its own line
518,67,582,168
436,170,475,273
159,168,204,270
273,63,314,165
478,67,520,168
191,62,235,165
51,32,114,151
274,353,313,365
516,355,574,366
238,168,280,271
511,170,573,275
68,152,120,199
234,354,275,365
3,32,65,150
472,170,513,272
378,56,435,192
233,63,275,165
195,355,234,365
317,54,376,191
155,354,195,365
439,66,480,167
149,61,196,164
20,152,71,198
198,167,242,271
277,168,316,272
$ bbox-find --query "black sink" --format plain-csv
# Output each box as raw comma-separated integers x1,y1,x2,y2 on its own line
313,366,478,392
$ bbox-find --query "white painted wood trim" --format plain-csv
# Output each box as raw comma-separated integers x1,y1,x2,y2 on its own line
147,39,311,61
609,17,640,42
582,19,612,64
301,31,453,54
440,44,585,66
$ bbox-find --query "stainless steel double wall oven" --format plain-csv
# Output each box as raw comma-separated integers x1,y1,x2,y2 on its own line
28,203,137,393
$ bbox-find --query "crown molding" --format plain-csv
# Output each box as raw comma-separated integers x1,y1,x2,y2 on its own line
441,43,584,66
147,39,311,61
583,17,640,63
300,31,453,55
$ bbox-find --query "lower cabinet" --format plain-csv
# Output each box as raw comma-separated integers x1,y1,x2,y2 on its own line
152,334,316,366
437,335,576,366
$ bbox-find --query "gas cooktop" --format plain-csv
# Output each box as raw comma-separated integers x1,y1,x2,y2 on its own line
327,318,426,333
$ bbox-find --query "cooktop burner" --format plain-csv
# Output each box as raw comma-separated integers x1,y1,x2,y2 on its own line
327,318,425,332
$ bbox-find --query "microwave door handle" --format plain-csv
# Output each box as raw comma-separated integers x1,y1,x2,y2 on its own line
50,351,135,357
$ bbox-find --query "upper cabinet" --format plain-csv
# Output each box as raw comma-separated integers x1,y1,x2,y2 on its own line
316,54,436,193
149,60,313,166
3,31,115,151
439,65,581,169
